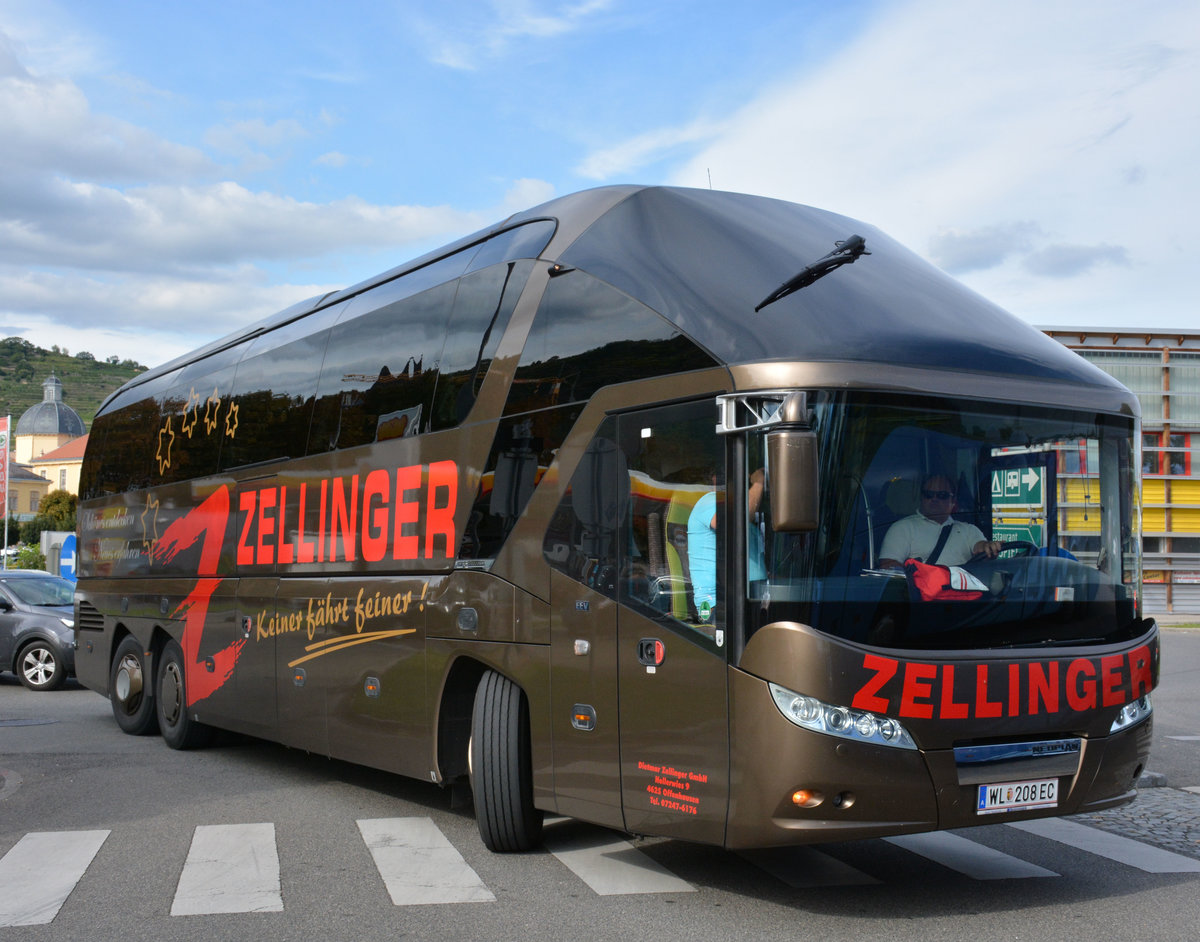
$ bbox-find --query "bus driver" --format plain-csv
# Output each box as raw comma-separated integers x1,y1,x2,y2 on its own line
878,473,1002,570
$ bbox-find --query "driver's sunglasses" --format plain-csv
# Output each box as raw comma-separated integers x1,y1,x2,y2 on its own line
921,489,954,500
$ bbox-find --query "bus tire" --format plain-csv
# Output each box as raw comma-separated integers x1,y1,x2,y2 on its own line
110,636,158,735
156,639,213,750
470,670,543,852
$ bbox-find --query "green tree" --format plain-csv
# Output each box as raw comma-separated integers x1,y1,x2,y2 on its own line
19,490,77,544
12,544,46,570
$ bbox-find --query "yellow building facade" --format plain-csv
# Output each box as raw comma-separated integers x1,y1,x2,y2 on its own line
1045,328,1200,613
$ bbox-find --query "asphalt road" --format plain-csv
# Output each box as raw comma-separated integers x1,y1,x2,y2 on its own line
1,630,1198,942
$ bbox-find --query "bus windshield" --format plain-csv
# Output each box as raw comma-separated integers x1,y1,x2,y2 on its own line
747,392,1142,651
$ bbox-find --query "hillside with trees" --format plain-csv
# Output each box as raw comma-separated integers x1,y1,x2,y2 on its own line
0,337,147,429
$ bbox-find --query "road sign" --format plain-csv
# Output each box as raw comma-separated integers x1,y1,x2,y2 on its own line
60,533,77,582
994,524,1043,547
991,466,1044,506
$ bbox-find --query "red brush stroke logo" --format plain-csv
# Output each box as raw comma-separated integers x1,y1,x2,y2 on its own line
152,487,243,706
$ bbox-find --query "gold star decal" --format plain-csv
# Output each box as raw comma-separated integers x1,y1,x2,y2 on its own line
225,401,239,438
140,494,160,554
181,387,202,438
156,418,175,474
203,387,222,434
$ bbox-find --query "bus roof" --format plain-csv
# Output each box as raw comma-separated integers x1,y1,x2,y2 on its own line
106,185,1129,410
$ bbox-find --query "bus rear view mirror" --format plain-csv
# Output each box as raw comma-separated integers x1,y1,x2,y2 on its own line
767,427,819,532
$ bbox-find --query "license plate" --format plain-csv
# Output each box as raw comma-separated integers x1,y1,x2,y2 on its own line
976,778,1058,815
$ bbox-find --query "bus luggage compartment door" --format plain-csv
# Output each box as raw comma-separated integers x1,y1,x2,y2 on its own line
549,570,624,829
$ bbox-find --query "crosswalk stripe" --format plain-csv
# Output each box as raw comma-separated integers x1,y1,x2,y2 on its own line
171,823,283,915
357,818,494,905
885,831,1059,880
0,830,109,926
546,830,695,895
739,846,880,887
1009,818,1200,873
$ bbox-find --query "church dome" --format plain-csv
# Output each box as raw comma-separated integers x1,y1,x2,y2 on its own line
16,374,86,437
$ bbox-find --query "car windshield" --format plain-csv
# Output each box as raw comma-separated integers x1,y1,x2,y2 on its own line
3,575,75,607
746,392,1142,650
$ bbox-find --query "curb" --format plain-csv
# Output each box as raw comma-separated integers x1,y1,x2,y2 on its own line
1138,770,1168,788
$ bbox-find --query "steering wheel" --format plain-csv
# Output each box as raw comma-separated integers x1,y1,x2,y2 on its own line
968,540,1039,564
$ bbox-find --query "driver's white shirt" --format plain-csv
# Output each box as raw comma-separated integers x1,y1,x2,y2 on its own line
879,513,984,567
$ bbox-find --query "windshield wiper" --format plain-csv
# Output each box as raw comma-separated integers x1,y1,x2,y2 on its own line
754,234,870,312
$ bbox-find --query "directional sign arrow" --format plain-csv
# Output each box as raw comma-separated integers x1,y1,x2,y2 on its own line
1022,467,1040,490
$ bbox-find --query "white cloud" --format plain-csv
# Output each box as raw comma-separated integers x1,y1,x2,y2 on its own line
411,0,614,70
497,177,557,215
928,223,1042,274
0,265,330,364
1022,243,1130,279
203,116,310,157
660,0,1200,328
0,51,215,182
0,21,562,363
575,117,727,180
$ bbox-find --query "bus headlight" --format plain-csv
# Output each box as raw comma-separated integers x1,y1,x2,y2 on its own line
769,682,917,750
1109,694,1152,734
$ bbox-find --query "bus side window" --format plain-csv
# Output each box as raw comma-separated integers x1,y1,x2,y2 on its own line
161,346,242,483
505,271,717,416
312,280,457,451
220,304,342,470
618,402,724,638
542,417,622,596
429,261,533,431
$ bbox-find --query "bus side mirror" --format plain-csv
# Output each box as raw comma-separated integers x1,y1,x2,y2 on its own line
767,426,819,532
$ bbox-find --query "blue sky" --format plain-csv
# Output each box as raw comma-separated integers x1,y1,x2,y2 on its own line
1,0,1197,366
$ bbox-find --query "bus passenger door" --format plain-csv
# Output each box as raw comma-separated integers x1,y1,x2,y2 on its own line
545,428,625,830
616,404,730,845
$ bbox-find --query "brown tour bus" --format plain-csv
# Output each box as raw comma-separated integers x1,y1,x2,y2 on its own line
73,185,1157,852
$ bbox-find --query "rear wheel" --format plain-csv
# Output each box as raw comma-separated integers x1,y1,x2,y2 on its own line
470,670,543,852
110,636,158,734
17,640,64,691
156,639,213,750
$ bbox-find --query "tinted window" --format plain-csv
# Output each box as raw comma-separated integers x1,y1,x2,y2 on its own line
220,303,343,470
160,345,244,483
464,220,554,273
619,402,725,638
82,370,176,497
542,416,622,597
317,281,455,450
506,271,717,415
430,260,533,431
461,405,583,561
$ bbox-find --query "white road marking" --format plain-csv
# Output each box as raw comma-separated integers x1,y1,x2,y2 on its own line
357,817,494,905
1010,818,1200,873
0,830,110,926
885,831,1059,880
546,830,695,895
171,823,283,915
1166,735,1200,741
739,846,880,887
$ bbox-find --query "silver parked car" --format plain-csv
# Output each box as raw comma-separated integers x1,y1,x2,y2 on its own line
0,570,76,690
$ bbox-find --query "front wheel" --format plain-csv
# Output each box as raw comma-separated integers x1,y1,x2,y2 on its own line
17,640,65,691
156,639,213,750
470,670,543,852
